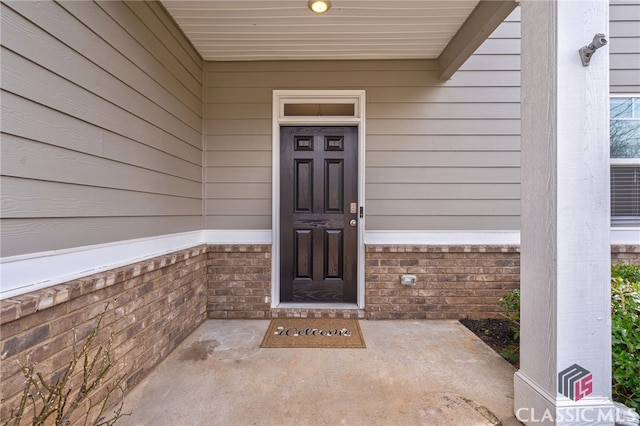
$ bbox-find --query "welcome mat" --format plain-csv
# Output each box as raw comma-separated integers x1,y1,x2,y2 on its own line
260,318,366,348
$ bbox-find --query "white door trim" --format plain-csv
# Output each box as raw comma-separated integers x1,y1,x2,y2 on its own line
272,90,366,308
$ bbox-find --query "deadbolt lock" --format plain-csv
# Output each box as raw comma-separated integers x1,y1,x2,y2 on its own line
350,203,357,214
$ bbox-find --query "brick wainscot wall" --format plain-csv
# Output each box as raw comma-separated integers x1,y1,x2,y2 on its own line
612,245,640,264
205,244,639,319
205,244,524,320
206,245,272,319
365,245,521,320
363,244,638,320
1,243,638,424
0,246,208,425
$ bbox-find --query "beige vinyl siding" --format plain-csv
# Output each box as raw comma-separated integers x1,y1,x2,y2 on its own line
205,5,637,231
610,1,640,93
367,9,521,230
205,10,521,231
204,82,272,228
0,0,204,257
4,2,636,248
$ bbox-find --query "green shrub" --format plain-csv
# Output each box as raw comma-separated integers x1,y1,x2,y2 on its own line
612,263,640,283
611,264,640,410
500,289,520,341
499,289,520,363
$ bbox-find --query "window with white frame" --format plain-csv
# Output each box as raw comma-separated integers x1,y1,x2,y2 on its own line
610,95,640,226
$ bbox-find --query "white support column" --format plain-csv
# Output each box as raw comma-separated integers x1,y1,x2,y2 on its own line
515,1,614,425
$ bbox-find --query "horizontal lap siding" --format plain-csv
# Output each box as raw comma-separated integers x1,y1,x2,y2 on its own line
610,1,640,92
370,8,521,231
205,10,521,231
205,64,272,229
0,0,204,257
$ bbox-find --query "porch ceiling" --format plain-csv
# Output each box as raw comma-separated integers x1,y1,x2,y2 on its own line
160,0,518,79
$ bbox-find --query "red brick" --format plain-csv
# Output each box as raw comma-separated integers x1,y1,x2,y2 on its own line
0,246,208,419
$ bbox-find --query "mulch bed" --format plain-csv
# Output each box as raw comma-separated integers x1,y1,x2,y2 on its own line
460,318,519,368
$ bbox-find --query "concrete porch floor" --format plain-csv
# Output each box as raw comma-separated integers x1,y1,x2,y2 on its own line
120,320,522,426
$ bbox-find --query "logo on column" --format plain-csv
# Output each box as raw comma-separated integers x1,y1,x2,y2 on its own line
558,364,593,401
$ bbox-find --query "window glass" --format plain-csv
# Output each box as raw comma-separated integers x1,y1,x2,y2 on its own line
284,103,355,117
610,96,640,158
610,95,640,226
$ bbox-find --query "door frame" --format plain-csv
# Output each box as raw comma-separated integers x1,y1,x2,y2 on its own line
272,90,366,309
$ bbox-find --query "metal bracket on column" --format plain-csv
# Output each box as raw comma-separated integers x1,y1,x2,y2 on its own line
579,33,608,66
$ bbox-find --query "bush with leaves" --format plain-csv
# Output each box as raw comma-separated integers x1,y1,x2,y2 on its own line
611,263,640,410
3,304,129,426
499,289,520,363
612,263,640,283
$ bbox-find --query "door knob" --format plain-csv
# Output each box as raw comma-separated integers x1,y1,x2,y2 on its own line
349,219,357,227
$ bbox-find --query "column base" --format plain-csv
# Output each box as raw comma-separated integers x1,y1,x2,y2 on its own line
514,371,615,425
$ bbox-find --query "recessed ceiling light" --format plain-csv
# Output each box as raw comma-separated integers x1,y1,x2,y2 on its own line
308,0,331,14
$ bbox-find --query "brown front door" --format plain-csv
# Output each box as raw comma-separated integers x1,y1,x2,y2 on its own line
280,126,358,303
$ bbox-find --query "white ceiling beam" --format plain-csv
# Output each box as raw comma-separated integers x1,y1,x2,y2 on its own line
436,1,518,80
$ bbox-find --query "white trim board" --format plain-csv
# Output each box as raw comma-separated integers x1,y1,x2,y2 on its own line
203,230,272,244
611,227,640,245
366,229,638,245
0,231,204,300
201,229,635,246
365,231,521,245
2,229,637,300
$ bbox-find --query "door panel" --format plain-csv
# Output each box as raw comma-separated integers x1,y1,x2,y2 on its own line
295,229,312,279
326,160,344,211
295,160,313,211
280,126,358,303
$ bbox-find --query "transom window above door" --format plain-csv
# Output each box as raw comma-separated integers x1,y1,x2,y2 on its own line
283,103,355,117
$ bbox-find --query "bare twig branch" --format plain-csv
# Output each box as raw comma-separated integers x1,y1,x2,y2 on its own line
3,303,130,426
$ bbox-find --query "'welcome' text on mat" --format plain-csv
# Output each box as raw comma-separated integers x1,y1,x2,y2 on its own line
260,318,366,348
